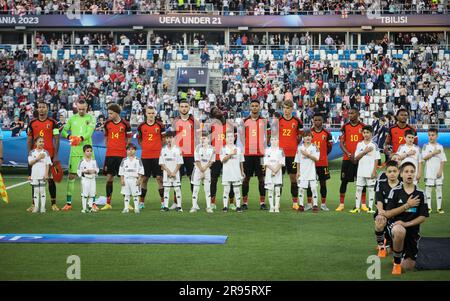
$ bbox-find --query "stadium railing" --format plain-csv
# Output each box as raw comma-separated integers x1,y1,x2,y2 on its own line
3,43,449,53
1,6,448,16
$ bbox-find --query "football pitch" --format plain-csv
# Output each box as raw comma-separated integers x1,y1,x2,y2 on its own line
1,151,450,281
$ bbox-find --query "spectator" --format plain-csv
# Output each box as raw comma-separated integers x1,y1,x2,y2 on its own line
10,116,23,137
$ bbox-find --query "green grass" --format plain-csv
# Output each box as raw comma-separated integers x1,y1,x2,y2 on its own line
1,151,450,281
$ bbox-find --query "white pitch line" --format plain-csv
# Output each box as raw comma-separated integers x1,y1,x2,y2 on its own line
6,181,30,190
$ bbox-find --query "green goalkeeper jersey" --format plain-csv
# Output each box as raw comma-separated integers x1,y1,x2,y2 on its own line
61,113,96,157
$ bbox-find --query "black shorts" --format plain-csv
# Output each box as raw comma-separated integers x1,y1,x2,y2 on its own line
340,159,358,182
244,156,264,178
180,156,195,177
373,212,393,246
282,157,297,174
211,160,223,179
104,156,124,177
142,158,162,178
387,222,420,260
316,166,331,181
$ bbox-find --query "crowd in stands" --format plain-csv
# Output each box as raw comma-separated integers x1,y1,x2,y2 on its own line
0,31,449,136
0,0,449,15
222,34,449,126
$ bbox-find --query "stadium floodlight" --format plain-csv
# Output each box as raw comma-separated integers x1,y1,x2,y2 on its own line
15,26,26,30
238,26,248,31
361,26,372,30
133,26,144,30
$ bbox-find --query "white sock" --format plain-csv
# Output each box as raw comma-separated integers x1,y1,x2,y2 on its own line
133,197,139,211
268,189,274,209
275,186,281,209
436,185,443,210
223,185,230,208
82,196,87,211
33,185,39,210
310,184,318,206
39,186,46,212
174,186,182,208
164,187,170,208
426,186,433,210
88,197,93,208
192,185,200,209
368,186,375,210
204,183,211,209
233,186,241,207
356,186,363,209
124,197,130,209
298,187,304,206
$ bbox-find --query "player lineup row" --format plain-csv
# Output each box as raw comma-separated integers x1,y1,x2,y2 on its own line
23,101,445,216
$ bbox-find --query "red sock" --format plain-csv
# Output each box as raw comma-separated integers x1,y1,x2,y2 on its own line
107,196,111,205
173,193,177,204
243,196,248,204
139,196,145,203
321,197,326,204
292,197,298,204
211,196,216,204
340,193,345,204
307,197,312,204
259,196,265,204
362,193,366,205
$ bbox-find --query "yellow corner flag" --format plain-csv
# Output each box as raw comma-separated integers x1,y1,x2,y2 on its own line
0,173,9,203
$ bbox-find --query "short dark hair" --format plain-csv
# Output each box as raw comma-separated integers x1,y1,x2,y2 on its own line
303,129,313,137
78,100,87,106
83,144,93,152
313,113,323,119
362,125,373,133
179,99,190,105
400,161,416,172
396,108,408,116
165,131,175,137
404,129,416,137
385,160,399,169
428,127,438,134
251,99,260,104
37,100,48,108
108,104,121,115
126,143,137,150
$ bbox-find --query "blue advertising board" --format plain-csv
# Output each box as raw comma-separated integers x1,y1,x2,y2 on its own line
2,130,449,169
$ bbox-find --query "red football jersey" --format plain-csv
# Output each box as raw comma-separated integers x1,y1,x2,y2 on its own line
104,119,132,157
340,121,365,160
137,121,163,159
388,124,418,153
27,118,58,158
211,121,236,161
244,116,267,156
311,128,333,167
175,115,196,157
278,116,303,157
